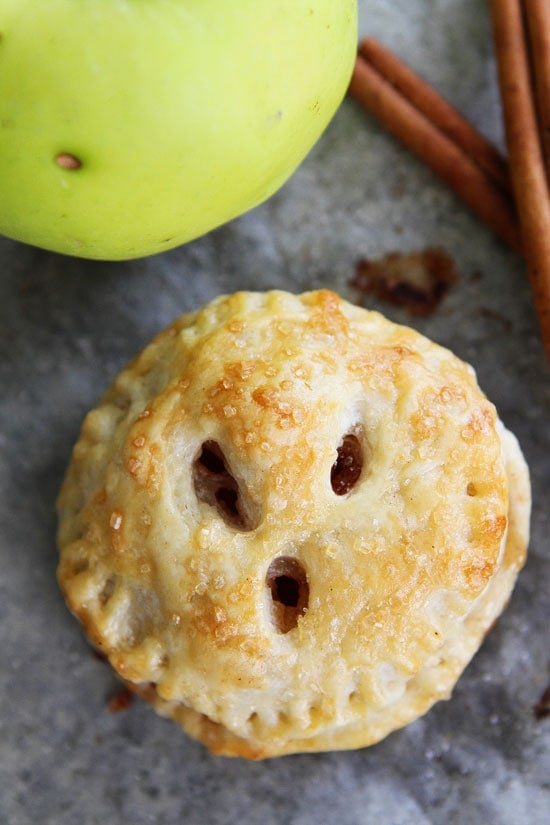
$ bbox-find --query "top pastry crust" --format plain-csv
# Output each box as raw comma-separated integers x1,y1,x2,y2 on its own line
57,290,530,758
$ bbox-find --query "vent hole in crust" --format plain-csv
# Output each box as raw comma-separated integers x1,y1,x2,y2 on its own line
99,576,116,606
331,433,363,495
193,441,253,530
266,556,309,633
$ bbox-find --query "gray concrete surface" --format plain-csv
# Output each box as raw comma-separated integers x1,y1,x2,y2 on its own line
1,1,548,823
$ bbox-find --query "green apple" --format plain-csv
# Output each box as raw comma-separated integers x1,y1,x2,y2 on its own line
0,0,357,260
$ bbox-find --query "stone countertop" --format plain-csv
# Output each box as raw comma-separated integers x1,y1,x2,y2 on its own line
1,2,548,823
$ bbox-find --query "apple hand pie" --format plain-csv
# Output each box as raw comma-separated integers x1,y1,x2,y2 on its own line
57,290,530,758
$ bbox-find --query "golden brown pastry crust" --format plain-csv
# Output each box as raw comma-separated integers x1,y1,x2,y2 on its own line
57,290,530,758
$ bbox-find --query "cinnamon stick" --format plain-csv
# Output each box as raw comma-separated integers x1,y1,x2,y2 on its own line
348,54,521,252
358,37,512,195
490,0,550,362
524,0,550,179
